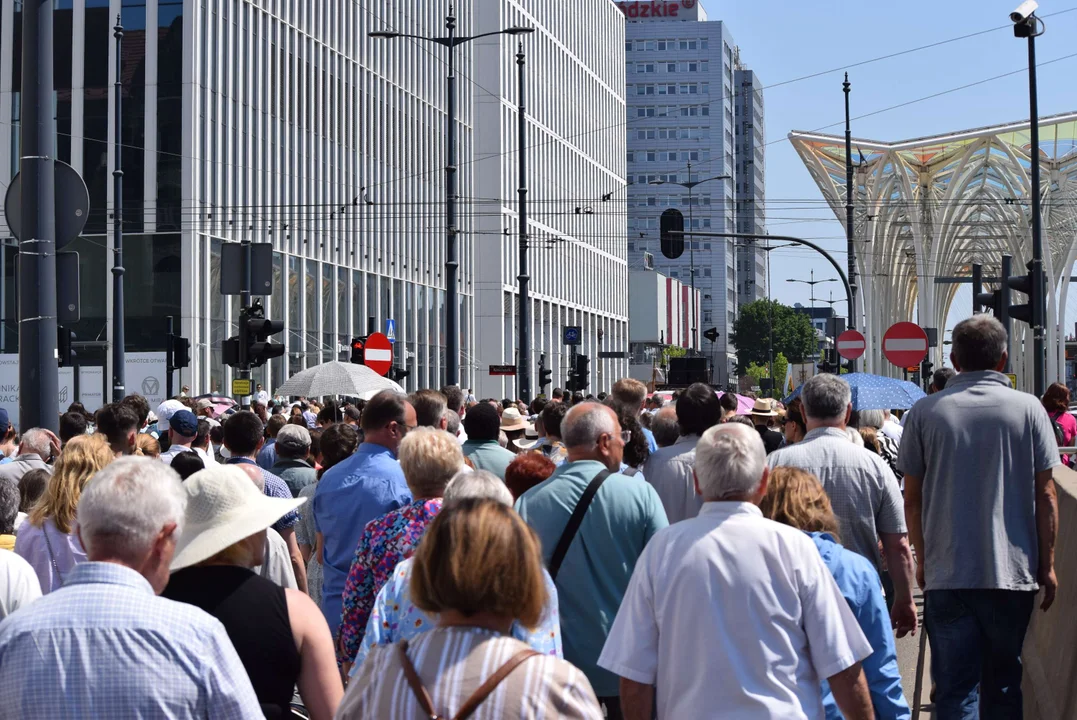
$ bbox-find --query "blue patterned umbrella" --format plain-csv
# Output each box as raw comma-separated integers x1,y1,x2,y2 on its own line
783,373,927,410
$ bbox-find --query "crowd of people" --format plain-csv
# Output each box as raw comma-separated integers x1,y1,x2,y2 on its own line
0,313,1061,719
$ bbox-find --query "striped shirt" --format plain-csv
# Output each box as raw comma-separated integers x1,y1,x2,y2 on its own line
0,561,261,718
340,627,603,719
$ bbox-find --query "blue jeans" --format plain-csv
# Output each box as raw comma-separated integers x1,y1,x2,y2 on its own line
924,589,1036,720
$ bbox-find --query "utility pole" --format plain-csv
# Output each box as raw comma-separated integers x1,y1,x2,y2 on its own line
516,42,531,402
444,8,460,388
843,74,858,372
111,17,126,402
18,0,60,431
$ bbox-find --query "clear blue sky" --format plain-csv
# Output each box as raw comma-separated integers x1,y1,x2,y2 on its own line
700,0,1077,335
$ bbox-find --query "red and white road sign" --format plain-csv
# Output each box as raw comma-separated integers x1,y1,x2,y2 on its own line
836,329,867,360
364,332,394,376
882,322,928,368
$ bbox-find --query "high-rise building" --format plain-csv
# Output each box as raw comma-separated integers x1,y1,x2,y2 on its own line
622,0,764,385
471,0,628,399
734,66,767,303
0,1,627,400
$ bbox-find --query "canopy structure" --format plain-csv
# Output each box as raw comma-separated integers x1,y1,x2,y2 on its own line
790,112,1077,385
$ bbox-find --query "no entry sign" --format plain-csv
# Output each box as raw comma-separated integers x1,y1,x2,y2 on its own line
836,329,867,360
882,322,928,368
364,332,393,376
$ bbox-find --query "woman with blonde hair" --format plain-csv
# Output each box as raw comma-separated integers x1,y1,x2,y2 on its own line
14,434,113,593
760,467,907,720
135,433,161,458
340,499,601,719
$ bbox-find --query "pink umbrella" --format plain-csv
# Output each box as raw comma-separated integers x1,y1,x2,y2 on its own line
718,391,755,414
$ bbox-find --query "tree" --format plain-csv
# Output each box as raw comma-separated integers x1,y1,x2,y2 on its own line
730,300,816,375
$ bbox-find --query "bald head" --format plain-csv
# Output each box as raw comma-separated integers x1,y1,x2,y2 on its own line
562,402,624,471
650,406,681,448
693,422,767,502
236,463,265,493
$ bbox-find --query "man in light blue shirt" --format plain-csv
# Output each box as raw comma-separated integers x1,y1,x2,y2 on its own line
314,391,415,637
460,402,516,479
516,402,668,712
0,457,260,718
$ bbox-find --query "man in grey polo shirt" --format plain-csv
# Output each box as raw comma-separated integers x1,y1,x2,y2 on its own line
767,374,917,639
899,315,1058,719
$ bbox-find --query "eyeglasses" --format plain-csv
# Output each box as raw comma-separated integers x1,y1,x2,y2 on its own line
620,430,632,444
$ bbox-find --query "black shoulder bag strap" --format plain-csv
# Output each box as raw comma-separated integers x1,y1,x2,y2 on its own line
548,469,611,582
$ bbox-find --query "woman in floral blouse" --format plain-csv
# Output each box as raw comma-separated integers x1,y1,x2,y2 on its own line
336,427,464,668
350,469,563,674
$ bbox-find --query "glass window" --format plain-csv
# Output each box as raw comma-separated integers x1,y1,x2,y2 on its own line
157,0,184,230
305,260,318,367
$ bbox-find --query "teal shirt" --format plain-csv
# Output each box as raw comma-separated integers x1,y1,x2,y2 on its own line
515,460,668,697
460,440,517,480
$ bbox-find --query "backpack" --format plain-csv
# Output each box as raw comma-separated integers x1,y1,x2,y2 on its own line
1050,412,1066,447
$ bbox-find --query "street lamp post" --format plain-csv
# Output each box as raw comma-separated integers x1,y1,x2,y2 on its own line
787,270,838,362
371,9,533,387
650,162,731,353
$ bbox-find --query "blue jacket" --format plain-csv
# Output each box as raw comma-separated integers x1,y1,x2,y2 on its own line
811,532,910,720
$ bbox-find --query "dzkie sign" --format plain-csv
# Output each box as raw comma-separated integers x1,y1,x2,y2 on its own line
617,0,699,19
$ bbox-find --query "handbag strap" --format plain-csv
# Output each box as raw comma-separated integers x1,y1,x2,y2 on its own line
548,469,611,582
396,640,540,720
41,522,64,587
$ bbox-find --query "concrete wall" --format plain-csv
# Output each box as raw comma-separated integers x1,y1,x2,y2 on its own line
1023,464,1077,720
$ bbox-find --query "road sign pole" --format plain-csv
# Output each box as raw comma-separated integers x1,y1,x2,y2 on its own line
111,17,125,403
166,315,174,399
18,0,60,431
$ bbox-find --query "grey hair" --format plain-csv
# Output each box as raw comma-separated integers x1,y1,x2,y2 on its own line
443,408,461,436
77,457,187,564
20,428,52,460
952,314,1007,371
0,479,18,534
650,407,681,447
443,469,513,507
561,403,617,448
801,374,852,422
857,409,886,430
694,423,766,500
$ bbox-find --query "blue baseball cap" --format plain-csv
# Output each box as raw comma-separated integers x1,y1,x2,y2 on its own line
0,408,9,432
169,410,198,437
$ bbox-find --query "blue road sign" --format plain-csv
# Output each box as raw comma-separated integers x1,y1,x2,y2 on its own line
385,318,396,344
563,326,582,346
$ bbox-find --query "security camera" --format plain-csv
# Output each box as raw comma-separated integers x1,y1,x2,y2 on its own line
1010,0,1038,22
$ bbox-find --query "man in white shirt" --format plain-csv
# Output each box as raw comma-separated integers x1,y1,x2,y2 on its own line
157,410,199,464
599,422,874,720
0,550,41,619
253,384,270,406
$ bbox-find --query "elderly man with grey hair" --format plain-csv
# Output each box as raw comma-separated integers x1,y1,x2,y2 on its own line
0,458,261,716
0,428,58,487
516,402,667,717
600,423,874,720
899,314,1059,718
767,374,917,640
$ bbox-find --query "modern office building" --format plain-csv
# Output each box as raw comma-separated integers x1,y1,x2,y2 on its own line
0,0,628,400
734,66,767,303
622,0,765,385
471,0,629,399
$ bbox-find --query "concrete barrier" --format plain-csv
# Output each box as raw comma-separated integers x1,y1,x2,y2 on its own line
1023,464,1077,720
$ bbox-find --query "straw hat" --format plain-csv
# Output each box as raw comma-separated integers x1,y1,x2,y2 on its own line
513,425,542,450
170,466,306,571
500,407,530,432
750,398,778,417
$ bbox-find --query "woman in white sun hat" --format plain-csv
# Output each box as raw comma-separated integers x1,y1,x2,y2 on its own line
162,465,342,720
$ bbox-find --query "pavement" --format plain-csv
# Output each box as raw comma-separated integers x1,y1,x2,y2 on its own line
895,588,934,718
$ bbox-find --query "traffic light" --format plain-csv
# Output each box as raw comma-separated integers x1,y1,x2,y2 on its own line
350,337,365,364
972,262,1005,320
920,358,934,389
222,338,240,368
703,327,719,343
575,354,590,391
58,328,74,368
659,208,685,259
234,299,285,369
538,353,553,392
389,366,410,383
1007,258,1039,326
172,336,191,369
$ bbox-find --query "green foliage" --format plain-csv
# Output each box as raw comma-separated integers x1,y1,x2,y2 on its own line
730,300,816,375
661,345,688,366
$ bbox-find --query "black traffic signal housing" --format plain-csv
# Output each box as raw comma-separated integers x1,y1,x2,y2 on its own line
239,299,285,368
389,366,410,383
538,353,553,392
350,337,365,364
972,262,1006,321
58,328,74,368
1007,259,1039,326
659,208,685,259
172,335,191,369
574,354,590,391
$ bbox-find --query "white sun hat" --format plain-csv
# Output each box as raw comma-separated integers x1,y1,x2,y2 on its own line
170,465,306,571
